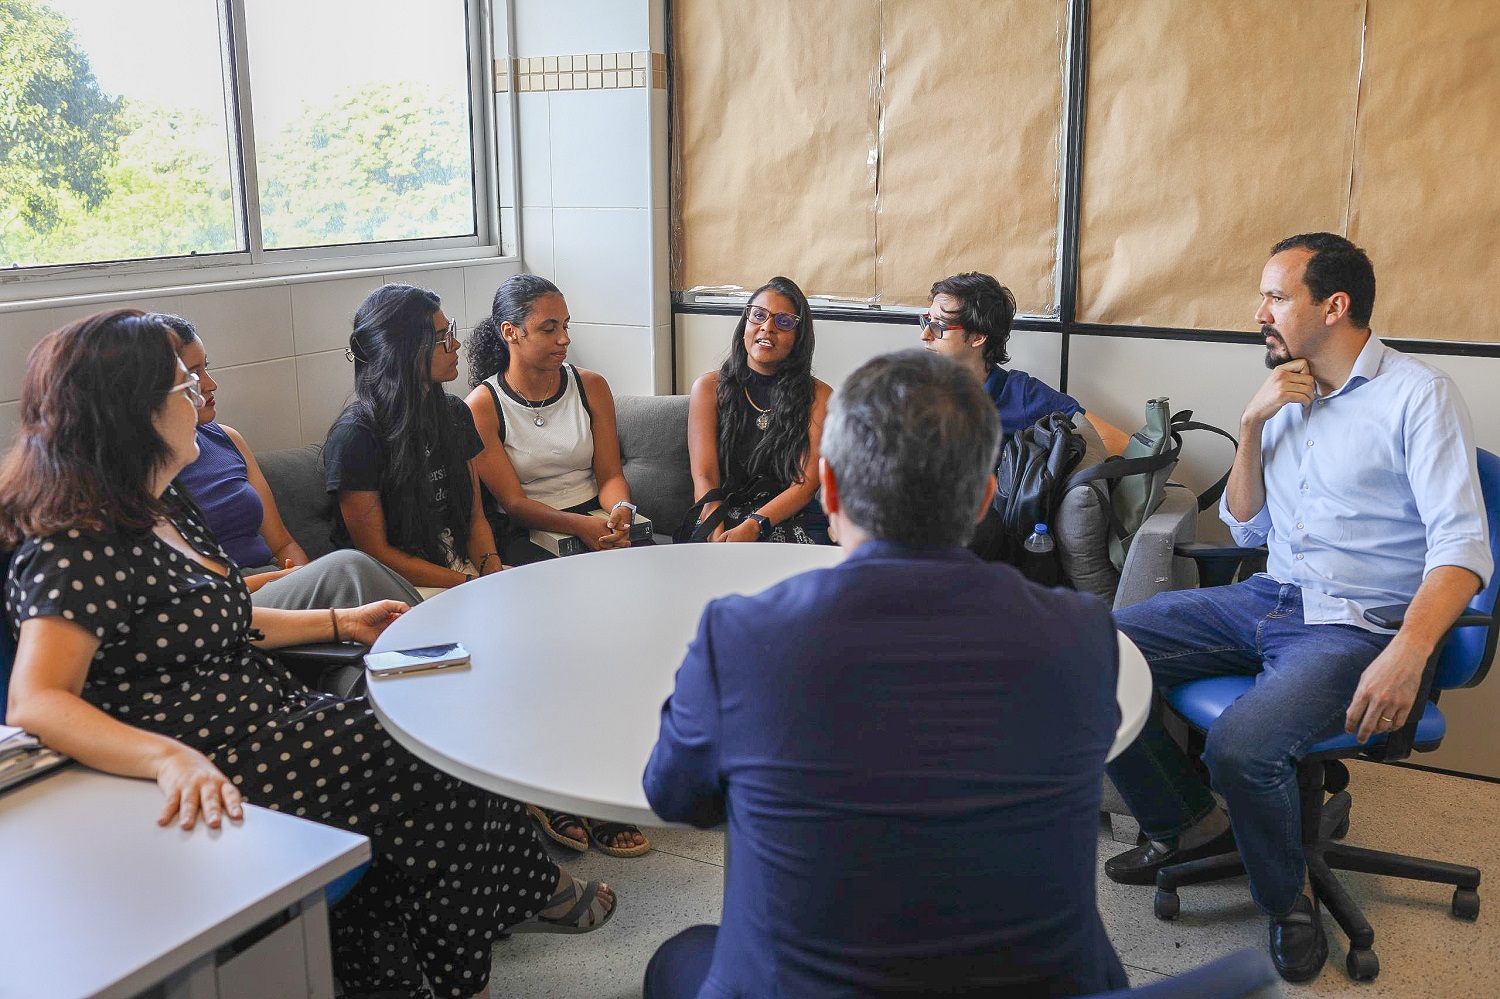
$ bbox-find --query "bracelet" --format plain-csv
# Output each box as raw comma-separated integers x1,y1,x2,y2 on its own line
329,608,341,643
477,552,499,574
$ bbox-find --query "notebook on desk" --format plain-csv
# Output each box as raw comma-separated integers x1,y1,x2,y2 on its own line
0,726,69,795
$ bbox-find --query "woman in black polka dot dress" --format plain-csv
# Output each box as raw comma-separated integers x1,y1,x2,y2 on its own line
1,311,615,999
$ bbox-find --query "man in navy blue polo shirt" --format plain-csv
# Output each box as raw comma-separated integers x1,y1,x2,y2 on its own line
919,271,1129,454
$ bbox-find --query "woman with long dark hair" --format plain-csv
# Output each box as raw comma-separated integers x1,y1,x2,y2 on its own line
0,310,616,999
464,274,637,569
686,276,833,543
325,284,501,596
159,312,421,610
464,273,651,860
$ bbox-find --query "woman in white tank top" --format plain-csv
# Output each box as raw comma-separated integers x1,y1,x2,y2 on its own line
464,275,651,859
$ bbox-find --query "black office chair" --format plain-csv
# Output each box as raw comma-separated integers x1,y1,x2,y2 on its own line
1149,448,1500,981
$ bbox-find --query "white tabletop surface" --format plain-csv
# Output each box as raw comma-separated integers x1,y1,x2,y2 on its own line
368,544,1153,828
0,767,370,999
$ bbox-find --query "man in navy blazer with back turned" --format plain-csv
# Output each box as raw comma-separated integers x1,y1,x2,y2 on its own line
642,349,1128,999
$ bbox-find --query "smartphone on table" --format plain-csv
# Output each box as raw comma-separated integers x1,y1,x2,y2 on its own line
365,642,471,678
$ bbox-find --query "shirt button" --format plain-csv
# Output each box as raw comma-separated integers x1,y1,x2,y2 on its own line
1296,553,1305,560
1307,440,1314,446
1296,522,1304,530
1301,483,1309,490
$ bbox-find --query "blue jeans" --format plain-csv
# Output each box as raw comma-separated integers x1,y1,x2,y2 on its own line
1107,575,1391,916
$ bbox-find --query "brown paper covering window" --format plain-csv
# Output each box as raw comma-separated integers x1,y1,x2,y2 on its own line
1076,0,1366,331
876,0,1067,313
1348,2,1500,343
672,0,881,298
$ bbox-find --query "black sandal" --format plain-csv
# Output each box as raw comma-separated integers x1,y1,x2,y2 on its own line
586,818,651,857
527,804,589,852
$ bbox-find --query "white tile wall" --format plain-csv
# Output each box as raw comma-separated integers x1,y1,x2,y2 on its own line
463,261,524,326
513,0,649,57
159,286,295,368
290,276,384,355
517,93,553,208
653,322,674,394
552,208,654,327
295,349,357,445
521,207,556,280
211,358,304,452
651,207,671,327
550,88,652,209
564,322,656,396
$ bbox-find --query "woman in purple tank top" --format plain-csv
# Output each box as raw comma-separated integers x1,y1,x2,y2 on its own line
157,313,420,612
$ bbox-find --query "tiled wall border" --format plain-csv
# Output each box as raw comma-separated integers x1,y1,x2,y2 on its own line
497,51,667,92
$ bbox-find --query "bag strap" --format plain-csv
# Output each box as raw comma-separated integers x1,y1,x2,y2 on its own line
1172,411,1239,511
682,475,775,542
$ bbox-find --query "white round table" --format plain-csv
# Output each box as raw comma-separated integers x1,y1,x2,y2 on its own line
367,544,1152,828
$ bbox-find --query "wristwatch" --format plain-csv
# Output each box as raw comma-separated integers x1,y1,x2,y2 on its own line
745,513,772,540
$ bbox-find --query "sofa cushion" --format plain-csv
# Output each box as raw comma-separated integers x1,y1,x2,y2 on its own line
1055,418,1120,603
614,394,693,535
258,443,337,560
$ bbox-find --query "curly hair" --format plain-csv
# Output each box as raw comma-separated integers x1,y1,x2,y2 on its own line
467,273,562,388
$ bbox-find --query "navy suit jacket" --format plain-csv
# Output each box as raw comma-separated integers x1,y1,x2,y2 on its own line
644,540,1127,999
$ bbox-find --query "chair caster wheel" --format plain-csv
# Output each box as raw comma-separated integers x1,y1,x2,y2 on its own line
1323,760,1350,794
1330,816,1350,839
1453,888,1480,920
1346,948,1379,981
1153,889,1180,920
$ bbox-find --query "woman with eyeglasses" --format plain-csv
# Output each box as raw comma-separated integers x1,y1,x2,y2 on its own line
0,309,615,999
685,276,833,544
157,312,421,611
919,272,1130,454
463,274,652,859
464,274,639,570
324,284,502,597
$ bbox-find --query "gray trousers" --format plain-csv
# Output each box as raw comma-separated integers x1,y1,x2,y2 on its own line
249,549,422,610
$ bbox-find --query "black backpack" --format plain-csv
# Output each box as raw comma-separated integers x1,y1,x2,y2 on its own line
976,412,1088,586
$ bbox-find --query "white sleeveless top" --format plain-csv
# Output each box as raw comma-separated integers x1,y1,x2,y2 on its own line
483,364,598,510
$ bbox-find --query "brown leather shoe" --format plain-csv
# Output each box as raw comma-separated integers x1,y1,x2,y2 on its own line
1103,827,1237,885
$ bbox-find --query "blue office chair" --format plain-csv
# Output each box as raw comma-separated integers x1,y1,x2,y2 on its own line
1089,948,1280,998
1150,448,1500,982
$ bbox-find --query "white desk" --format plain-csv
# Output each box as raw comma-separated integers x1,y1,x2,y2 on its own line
368,544,1152,828
0,767,370,999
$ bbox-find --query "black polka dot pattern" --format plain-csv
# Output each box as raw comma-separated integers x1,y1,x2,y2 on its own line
6,486,557,998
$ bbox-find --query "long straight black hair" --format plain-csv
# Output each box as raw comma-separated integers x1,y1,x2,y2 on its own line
716,276,817,488
341,284,473,564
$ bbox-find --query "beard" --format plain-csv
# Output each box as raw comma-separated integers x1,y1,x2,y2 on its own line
1262,325,1294,369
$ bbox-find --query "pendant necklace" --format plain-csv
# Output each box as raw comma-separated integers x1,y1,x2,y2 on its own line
744,386,772,431
507,373,556,427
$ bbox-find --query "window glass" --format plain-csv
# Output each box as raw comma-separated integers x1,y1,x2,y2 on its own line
0,0,240,267
243,0,478,250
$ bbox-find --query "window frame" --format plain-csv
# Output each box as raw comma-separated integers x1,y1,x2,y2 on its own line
0,0,515,299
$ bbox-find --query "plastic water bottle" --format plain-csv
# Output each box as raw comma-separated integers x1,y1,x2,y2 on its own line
1023,523,1055,554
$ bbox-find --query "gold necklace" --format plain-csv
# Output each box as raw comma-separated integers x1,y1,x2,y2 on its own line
744,386,772,430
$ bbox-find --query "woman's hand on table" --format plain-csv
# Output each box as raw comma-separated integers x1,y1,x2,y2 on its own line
335,601,409,644
155,744,243,830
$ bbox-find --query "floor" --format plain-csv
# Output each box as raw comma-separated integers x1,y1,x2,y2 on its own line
482,760,1500,997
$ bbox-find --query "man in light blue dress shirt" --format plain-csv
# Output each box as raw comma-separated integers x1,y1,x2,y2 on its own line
1100,233,1492,983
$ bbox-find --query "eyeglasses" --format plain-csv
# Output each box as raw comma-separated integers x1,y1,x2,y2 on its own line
917,312,967,339
168,370,206,410
746,305,801,332
433,319,460,353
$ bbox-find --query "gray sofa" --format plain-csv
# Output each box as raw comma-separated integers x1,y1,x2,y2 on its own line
257,394,695,559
